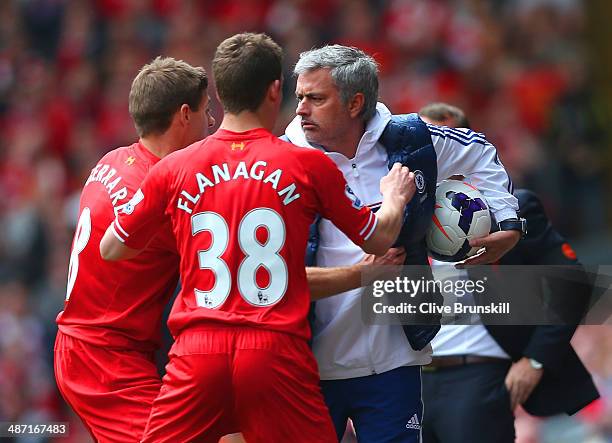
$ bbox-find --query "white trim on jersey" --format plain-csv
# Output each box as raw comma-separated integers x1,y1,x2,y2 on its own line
363,215,378,241
111,222,126,243
114,219,130,238
359,211,375,236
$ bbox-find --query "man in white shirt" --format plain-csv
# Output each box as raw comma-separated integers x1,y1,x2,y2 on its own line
284,46,522,442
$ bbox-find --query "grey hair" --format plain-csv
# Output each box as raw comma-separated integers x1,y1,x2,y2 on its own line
294,45,379,121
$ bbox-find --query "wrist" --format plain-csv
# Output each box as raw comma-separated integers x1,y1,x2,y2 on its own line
381,195,404,211
497,217,527,239
377,201,404,226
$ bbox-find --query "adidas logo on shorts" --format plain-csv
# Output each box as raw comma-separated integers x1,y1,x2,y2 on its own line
405,414,421,430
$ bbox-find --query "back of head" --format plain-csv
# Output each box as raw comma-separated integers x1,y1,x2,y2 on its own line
418,102,470,129
213,33,283,114
294,45,379,121
129,56,208,138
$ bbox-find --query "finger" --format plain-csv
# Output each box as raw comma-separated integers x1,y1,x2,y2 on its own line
515,382,528,408
460,255,489,266
359,256,374,266
521,378,539,405
469,236,488,247
394,252,406,263
390,251,405,260
509,383,520,411
458,250,490,266
517,389,529,406
505,378,517,410
391,162,402,172
469,246,506,265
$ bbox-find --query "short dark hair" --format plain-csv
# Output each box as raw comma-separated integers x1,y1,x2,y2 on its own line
212,33,283,114
129,56,208,137
418,102,471,129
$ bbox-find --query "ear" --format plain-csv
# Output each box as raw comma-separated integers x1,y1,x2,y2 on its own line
348,93,365,119
268,79,282,103
179,103,191,126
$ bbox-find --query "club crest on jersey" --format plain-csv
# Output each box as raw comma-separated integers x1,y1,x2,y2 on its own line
414,170,426,194
345,185,362,209
123,189,144,214
231,142,245,151
125,156,136,165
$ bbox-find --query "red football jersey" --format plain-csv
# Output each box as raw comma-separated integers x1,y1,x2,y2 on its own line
114,128,376,340
57,142,179,351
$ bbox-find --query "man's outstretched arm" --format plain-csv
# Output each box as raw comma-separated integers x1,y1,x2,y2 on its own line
308,247,406,300
361,163,416,255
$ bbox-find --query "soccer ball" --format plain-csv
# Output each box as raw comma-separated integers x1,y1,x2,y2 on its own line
426,180,491,262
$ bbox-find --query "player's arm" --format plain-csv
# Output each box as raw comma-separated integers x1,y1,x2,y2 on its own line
311,154,415,256
307,247,406,299
426,124,521,264
100,165,170,262
307,265,362,300
361,163,415,255
100,224,142,260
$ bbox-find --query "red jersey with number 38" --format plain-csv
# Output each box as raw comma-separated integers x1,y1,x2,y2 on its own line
113,128,376,340
56,142,179,351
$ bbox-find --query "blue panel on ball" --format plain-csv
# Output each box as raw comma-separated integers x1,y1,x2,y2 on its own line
448,192,487,235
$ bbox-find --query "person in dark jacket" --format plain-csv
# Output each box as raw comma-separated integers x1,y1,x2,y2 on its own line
419,102,599,443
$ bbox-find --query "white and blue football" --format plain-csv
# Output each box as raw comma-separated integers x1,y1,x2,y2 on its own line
426,180,491,262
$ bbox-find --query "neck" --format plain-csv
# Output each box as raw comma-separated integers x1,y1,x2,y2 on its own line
139,133,183,159
220,108,273,133
327,121,366,159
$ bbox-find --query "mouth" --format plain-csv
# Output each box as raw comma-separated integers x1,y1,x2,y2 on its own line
301,120,317,130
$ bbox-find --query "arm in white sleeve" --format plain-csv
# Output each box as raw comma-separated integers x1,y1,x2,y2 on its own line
427,124,519,222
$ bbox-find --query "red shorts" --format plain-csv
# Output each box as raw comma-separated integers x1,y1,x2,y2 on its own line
54,331,161,443
142,326,336,443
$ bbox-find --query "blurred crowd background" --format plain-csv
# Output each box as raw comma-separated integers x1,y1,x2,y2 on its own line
0,0,610,441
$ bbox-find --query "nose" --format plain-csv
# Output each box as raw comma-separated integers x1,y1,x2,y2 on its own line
296,98,309,117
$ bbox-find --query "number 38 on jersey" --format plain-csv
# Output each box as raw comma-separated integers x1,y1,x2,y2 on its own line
192,207,288,309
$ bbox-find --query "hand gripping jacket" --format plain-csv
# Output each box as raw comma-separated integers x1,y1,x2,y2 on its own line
306,113,442,351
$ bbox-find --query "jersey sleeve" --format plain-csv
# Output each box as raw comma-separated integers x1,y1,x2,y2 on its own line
426,123,519,222
307,151,376,246
111,162,172,250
